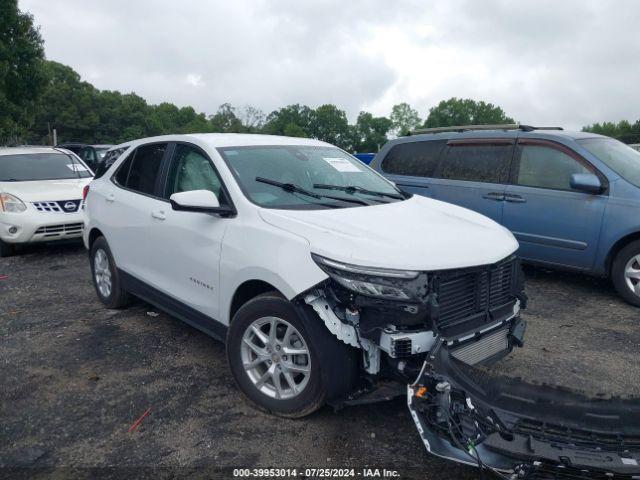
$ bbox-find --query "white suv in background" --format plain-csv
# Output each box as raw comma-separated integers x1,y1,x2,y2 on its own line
0,147,93,257
83,134,526,417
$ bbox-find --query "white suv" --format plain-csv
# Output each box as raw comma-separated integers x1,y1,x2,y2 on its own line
0,146,93,257
84,134,526,417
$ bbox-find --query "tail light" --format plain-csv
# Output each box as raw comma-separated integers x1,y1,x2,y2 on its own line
82,185,90,201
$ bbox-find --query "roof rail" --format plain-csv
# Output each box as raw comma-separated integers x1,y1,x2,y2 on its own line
409,123,563,135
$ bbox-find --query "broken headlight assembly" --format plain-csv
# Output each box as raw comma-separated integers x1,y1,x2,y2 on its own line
311,253,421,301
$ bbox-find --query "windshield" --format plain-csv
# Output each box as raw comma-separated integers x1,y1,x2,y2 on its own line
578,137,640,187
0,153,92,181
218,145,405,209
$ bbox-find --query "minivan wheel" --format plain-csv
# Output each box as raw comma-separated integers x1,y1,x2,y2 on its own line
612,240,640,307
0,239,15,258
90,236,131,309
227,292,358,418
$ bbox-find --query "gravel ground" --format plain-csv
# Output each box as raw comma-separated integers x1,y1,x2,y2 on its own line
1,241,639,479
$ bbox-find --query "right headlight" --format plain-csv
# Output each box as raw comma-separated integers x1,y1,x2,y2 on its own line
0,193,27,213
312,253,421,301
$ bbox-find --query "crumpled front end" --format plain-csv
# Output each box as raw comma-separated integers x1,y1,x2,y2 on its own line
408,344,640,479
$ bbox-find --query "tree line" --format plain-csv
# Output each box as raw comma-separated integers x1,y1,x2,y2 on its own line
2,1,638,151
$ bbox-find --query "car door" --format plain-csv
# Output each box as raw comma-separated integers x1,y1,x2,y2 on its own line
377,140,447,198
105,142,170,283
148,142,234,322
502,139,608,270
427,139,514,223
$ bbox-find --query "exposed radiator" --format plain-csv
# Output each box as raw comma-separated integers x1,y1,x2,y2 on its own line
450,327,509,365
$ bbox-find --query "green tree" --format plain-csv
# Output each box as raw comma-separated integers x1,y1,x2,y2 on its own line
308,104,350,149
263,104,315,137
424,98,514,128
390,102,421,136
31,61,100,143
209,103,244,132
583,119,640,144
350,111,392,152
0,0,46,142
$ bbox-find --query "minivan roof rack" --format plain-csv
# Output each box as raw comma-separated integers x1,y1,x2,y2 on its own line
409,123,564,135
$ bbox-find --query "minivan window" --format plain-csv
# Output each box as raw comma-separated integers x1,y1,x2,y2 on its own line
516,145,590,191
165,145,226,203
381,140,446,177
219,145,402,209
114,143,166,195
440,144,511,183
578,137,640,188
0,153,92,181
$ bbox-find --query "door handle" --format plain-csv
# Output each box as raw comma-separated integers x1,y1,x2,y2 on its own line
151,210,166,220
482,192,505,201
105,194,115,203
504,194,526,203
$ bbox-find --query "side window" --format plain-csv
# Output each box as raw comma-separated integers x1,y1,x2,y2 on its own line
95,147,129,179
516,145,590,190
440,143,512,183
126,144,166,195
113,143,166,196
380,140,445,177
165,144,227,204
113,152,133,186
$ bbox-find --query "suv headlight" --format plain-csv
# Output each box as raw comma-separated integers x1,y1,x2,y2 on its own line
312,253,420,300
0,193,27,213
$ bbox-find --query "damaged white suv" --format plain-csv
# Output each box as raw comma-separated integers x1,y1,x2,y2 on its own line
84,134,526,417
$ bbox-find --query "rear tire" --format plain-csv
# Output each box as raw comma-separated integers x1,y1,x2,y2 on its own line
226,292,358,418
90,236,131,309
0,239,15,258
612,240,640,307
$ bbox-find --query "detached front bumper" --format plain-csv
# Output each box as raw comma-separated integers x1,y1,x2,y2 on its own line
407,345,640,478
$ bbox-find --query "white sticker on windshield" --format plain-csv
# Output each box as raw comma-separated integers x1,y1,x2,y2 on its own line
323,157,362,173
67,164,89,172
621,458,638,466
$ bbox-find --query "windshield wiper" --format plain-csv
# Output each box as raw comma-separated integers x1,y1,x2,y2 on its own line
255,177,370,206
313,183,406,200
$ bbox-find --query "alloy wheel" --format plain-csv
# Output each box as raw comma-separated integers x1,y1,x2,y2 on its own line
94,248,112,298
240,316,311,400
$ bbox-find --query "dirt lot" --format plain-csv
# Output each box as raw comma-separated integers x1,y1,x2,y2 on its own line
1,241,639,479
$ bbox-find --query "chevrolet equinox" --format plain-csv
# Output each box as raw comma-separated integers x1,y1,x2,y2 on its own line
83,134,526,417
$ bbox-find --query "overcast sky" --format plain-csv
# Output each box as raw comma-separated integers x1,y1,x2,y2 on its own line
21,0,640,130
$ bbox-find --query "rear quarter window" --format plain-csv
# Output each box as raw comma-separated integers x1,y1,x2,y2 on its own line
380,140,446,177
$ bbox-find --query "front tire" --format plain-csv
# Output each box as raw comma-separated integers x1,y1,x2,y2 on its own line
90,236,131,309
612,240,640,307
226,292,358,418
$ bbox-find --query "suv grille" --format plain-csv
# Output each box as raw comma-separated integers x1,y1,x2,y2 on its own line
32,200,82,213
435,256,517,335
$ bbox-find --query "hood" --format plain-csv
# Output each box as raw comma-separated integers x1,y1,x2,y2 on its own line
258,195,518,271
0,178,91,202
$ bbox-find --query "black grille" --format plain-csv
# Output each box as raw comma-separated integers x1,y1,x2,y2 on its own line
435,256,517,335
515,418,640,452
391,338,412,357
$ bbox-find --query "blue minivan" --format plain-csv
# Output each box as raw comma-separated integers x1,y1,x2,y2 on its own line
371,124,640,306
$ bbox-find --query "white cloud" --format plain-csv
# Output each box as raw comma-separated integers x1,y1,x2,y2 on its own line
20,0,640,129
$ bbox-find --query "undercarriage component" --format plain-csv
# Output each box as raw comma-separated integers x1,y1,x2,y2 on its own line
408,344,640,479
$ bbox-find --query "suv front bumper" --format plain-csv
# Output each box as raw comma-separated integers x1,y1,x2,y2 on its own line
1,210,85,244
407,345,640,478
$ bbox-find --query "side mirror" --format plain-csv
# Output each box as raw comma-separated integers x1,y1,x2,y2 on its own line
570,173,603,194
169,190,235,216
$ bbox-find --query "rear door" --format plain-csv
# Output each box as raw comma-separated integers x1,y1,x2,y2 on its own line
502,139,608,269
105,142,170,282
428,139,514,223
377,140,447,198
